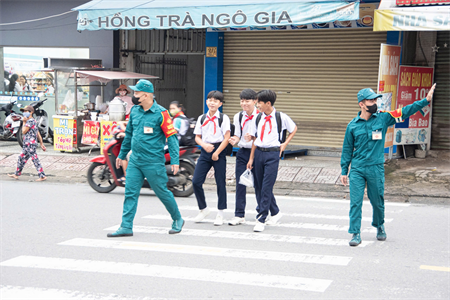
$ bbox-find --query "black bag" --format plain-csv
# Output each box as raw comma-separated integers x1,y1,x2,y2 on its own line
200,113,234,156
177,115,197,146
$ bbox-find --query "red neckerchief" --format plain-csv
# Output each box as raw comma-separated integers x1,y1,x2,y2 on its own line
202,115,217,134
173,111,185,119
260,115,272,141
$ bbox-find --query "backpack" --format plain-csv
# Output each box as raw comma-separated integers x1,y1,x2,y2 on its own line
200,112,234,156
177,115,197,146
254,111,287,144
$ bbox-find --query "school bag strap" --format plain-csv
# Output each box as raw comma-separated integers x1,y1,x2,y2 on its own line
254,111,284,143
238,111,244,138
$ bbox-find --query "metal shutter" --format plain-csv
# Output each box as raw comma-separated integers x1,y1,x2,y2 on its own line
222,28,387,148
431,31,450,150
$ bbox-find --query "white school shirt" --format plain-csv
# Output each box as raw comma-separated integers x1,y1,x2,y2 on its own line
233,107,258,149
251,108,296,148
193,110,231,143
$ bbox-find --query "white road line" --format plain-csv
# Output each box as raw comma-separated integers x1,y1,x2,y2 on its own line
142,215,377,233
104,225,374,247
59,238,352,266
177,206,393,223
220,194,411,207
0,285,158,300
0,256,333,292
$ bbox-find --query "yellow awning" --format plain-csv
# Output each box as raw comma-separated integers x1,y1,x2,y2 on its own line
374,0,450,31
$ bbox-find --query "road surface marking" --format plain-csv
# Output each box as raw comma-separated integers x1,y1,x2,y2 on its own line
0,285,158,300
177,206,393,223
59,238,352,266
0,256,333,292
104,225,374,247
220,194,411,207
142,214,377,233
420,265,450,272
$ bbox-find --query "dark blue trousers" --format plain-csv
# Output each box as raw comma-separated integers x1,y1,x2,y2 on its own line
234,148,252,218
192,144,227,210
254,148,280,222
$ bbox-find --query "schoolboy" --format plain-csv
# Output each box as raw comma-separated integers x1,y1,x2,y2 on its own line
228,89,259,225
192,91,231,226
247,90,297,232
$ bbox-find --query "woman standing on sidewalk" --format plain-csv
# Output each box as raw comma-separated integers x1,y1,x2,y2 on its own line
7,105,47,181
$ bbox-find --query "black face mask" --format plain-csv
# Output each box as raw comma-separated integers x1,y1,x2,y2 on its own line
366,103,378,114
131,96,141,106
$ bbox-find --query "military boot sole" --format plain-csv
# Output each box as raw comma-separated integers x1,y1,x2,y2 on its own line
349,240,362,247
107,232,133,238
169,219,185,234
377,236,387,241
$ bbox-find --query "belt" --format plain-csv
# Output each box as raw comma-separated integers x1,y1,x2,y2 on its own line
257,146,280,152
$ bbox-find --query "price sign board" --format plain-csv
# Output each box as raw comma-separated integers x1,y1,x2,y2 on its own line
394,66,434,145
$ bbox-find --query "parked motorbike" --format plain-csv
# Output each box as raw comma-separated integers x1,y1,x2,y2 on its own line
0,100,23,141
17,98,53,147
87,132,198,197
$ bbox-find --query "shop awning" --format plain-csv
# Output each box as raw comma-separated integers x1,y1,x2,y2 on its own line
76,71,158,84
374,0,450,31
73,0,360,31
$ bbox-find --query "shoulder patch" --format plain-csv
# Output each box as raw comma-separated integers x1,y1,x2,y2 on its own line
382,108,404,123
161,110,177,138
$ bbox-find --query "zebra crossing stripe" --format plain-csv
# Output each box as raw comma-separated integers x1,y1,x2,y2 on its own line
0,285,157,300
0,256,333,292
176,206,393,223
59,238,352,266
104,225,374,247
142,214,377,233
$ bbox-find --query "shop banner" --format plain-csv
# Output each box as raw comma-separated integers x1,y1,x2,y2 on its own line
394,66,434,145
374,0,450,31
75,1,359,31
208,2,378,31
100,121,118,154
81,121,100,145
53,117,77,152
378,44,401,148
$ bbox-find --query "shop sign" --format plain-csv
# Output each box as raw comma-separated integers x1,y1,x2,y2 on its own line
53,118,77,152
378,44,401,148
81,121,100,145
374,6,450,31
394,66,434,145
208,2,378,31
100,121,118,154
206,47,217,57
76,2,359,31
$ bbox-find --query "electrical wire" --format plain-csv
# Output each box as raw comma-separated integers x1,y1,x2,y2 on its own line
0,11,75,26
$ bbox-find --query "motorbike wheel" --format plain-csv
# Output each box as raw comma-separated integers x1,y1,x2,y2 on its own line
170,161,195,197
17,125,23,148
47,128,54,145
87,162,117,193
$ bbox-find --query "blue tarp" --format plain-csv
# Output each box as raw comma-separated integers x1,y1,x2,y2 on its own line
73,0,360,31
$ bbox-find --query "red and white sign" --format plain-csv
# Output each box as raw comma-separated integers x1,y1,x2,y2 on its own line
81,121,100,145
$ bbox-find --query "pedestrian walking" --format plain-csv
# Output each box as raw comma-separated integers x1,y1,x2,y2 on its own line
7,105,47,181
227,89,259,226
107,79,184,237
192,91,231,226
341,84,437,246
169,101,189,138
247,90,297,232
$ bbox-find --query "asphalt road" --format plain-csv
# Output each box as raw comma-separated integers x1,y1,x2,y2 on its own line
1,180,449,299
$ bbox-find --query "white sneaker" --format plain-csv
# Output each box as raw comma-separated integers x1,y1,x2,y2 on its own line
214,214,224,226
228,217,245,226
266,213,282,225
194,207,210,223
253,220,265,232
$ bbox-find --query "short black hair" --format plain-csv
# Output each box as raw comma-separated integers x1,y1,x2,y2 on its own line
207,90,224,102
240,89,257,100
256,89,276,106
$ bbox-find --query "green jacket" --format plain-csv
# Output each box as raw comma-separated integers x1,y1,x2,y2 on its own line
118,101,179,165
341,98,430,175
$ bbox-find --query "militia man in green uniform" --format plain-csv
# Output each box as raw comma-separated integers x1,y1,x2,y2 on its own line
107,79,184,237
341,84,436,246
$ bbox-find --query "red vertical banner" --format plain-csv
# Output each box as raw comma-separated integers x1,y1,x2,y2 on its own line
378,44,401,148
81,121,100,145
394,66,434,145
